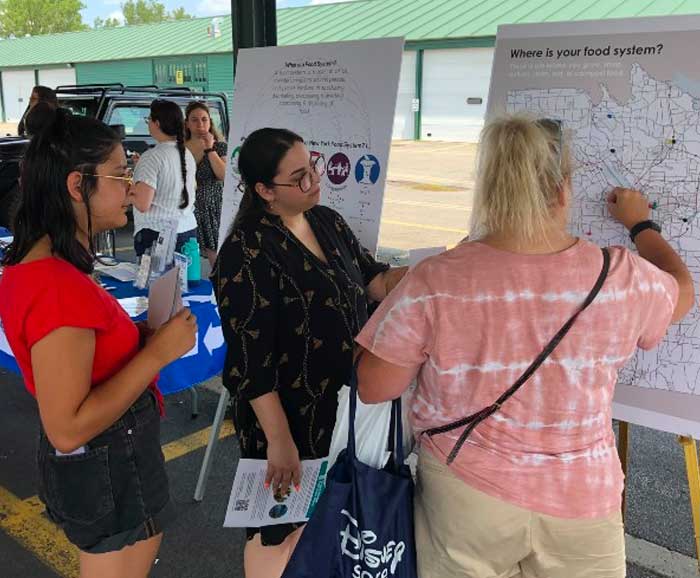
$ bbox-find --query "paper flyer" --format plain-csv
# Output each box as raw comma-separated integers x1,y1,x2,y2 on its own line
224,458,328,528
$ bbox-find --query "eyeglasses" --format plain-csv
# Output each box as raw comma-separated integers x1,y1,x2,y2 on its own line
144,116,152,123
81,169,134,188
272,152,326,194
536,118,563,166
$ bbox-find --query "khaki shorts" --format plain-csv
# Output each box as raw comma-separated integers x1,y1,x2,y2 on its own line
415,448,625,578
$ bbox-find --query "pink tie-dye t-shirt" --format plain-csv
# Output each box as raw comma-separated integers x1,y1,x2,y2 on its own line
356,239,678,519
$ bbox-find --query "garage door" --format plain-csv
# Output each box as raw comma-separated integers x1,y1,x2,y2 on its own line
38,67,76,90
421,47,494,142
2,69,35,122
392,51,416,140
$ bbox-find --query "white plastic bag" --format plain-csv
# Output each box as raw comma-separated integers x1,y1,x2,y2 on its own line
328,385,414,469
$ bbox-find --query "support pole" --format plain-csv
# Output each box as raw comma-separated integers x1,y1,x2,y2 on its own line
413,49,423,141
232,0,278,73
679,435,700,570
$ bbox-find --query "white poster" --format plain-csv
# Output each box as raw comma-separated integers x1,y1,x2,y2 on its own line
218,38,405,254
488,15,700,437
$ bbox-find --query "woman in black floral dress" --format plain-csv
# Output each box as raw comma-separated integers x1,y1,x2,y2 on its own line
213,128,407,578
185,102,228,267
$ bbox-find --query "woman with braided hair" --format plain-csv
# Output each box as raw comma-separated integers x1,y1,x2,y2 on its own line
131,99,198,257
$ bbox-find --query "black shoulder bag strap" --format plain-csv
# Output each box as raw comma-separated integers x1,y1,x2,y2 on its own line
424,247,611,465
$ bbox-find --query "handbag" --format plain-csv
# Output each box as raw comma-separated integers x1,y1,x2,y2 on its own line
425,247,611,464
281,366,418,578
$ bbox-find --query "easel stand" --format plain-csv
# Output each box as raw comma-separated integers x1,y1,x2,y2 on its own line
617,421,700,571
680,435,700,571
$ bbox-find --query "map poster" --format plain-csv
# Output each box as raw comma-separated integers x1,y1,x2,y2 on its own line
218,38,405,254
487,15,700,437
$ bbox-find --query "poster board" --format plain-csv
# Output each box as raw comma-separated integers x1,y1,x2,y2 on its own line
487,15,700,437
218,38,405,255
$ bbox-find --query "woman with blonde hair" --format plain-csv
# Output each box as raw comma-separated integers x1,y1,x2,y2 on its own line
355,114,694,578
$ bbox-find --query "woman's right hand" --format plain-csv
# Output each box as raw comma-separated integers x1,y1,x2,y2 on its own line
145,308,198,367
607,187,650,230
265,434,302,497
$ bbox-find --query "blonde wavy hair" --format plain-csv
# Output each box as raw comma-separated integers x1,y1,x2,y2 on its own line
469,114,572,243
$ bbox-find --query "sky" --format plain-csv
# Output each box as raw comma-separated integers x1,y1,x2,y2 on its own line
81,0,355,27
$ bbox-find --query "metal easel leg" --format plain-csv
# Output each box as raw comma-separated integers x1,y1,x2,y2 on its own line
194,387,230,502
190,386,199,419
679,436,700,571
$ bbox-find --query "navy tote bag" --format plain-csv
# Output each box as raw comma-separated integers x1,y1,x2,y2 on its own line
282,372,417,578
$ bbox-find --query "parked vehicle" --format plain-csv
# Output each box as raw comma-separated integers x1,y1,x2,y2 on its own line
0,84,230,228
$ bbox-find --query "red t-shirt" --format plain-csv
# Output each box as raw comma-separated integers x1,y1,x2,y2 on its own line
0,257,162,410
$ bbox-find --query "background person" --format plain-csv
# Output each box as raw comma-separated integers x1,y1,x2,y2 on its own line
130,99,197,258
24,101,58,137
214,127,407,578
185,101,227,268
0,108,197,577
18,85,58,136
355,114,694,578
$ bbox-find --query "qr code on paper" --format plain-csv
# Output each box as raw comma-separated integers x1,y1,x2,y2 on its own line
234,499,249,512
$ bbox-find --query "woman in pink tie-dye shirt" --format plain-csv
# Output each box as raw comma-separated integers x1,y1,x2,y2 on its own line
355,115,694,578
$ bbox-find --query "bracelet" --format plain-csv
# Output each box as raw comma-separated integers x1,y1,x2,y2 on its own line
629,220,661,242
204,147,215,155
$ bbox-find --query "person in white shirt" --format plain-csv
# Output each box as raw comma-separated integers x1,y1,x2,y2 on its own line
131,99,197,257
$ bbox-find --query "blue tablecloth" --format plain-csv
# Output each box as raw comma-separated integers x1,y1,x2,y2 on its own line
109,276,226,395
0,243,226,395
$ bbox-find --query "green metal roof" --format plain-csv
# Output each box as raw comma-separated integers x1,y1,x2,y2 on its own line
0,16,232,68
0,0,699,68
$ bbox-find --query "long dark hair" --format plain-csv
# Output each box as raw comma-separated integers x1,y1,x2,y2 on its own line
32,85,58,107
3,108,121,273
151,99,189,209
232,128,303,230
25,101,55,137
184,101,222,141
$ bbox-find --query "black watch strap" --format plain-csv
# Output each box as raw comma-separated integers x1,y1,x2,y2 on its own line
629,220,661,242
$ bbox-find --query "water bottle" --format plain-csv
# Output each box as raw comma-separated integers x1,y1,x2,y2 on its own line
182,238,201,286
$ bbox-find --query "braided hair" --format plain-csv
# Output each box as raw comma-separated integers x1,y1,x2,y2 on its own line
150,99,190,209
3,107,121,273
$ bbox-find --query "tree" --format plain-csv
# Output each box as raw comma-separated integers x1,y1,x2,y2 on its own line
122,0,191,26
170,7,192,21
0,0,87,38
93,16,122,29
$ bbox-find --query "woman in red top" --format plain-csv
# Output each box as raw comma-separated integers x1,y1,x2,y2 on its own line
0,108,197,577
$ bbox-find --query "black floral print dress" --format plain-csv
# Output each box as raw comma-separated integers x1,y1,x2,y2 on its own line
213,205,389,545
193,140,227,252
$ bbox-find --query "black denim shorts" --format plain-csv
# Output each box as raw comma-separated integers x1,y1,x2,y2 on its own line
37,390,174,553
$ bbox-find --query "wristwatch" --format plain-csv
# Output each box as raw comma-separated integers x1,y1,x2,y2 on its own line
204,147,215,155
629,220,661,242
